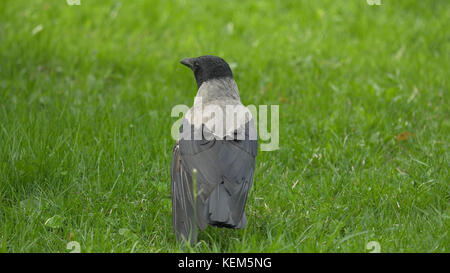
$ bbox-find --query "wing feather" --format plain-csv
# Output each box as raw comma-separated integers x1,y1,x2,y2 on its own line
171,118,257,242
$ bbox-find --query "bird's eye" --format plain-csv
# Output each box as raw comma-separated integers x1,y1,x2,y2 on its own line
193,61,199,68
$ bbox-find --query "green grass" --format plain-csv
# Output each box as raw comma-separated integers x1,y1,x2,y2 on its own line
0,0,448,252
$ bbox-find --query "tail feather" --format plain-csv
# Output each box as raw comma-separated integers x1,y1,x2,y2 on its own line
208,183,231,225
207,182,247,228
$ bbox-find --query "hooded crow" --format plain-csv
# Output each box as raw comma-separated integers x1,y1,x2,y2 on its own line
171,55,258,243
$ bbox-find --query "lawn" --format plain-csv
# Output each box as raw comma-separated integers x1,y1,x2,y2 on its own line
0,0,448,252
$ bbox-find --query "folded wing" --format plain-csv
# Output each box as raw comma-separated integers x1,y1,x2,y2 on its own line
171,119,257,242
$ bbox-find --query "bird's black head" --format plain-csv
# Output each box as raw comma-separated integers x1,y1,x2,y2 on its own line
180,55,234,89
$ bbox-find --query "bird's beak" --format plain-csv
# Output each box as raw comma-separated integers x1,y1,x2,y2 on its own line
180,58,194,69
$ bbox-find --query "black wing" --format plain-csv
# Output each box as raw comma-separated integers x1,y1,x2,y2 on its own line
171,120,257,242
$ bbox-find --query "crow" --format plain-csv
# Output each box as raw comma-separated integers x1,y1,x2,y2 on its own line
171,55,258,243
